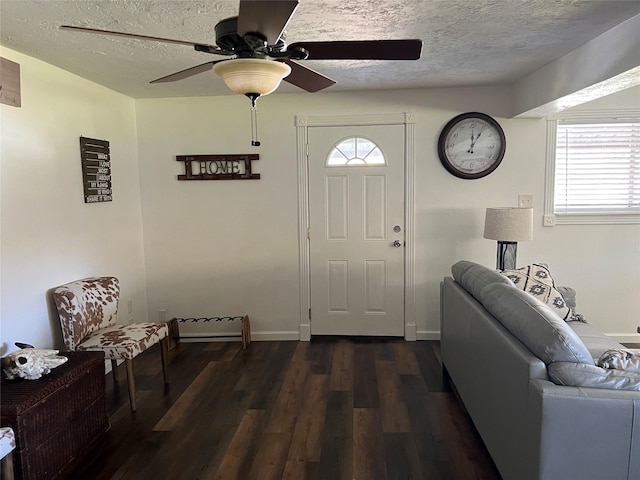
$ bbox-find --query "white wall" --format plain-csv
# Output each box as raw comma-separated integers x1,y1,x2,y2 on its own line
1,47,638,353
0,48,147,354
136,87,640,342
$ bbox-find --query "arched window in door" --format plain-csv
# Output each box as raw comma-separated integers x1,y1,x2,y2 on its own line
326,136,386,166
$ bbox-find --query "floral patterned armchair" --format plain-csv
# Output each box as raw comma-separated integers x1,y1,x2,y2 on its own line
52,277,168,412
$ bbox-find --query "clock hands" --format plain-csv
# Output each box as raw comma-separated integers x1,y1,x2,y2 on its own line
467,127,485,154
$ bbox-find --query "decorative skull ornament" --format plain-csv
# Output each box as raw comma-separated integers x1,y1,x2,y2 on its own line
1,348,68,380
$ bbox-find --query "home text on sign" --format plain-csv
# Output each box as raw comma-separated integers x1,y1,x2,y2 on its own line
176,154,260,180
80,137,112,203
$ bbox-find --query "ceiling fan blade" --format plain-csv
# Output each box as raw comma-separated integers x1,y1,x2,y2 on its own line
237,0,299,45
150,61,223,84
281,59,336,93
289,39,423,60
60,25,224,52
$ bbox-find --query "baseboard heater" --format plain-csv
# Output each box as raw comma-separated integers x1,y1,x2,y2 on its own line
171,315,251,349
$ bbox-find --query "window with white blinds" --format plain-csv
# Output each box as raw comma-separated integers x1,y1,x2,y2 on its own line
553,120,640,219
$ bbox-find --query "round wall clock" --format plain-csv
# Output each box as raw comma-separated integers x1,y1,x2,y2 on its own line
437,112,506,179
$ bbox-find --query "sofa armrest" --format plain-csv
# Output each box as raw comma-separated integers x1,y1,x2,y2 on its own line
527,379,640,480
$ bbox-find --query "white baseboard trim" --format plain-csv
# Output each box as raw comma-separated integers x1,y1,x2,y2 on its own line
608,333,640,344
416,331,639,343
175,330,636,344
405,323,417,341
250,331,301,341
180,331,301,342
416,330,441,341
299,323,311,341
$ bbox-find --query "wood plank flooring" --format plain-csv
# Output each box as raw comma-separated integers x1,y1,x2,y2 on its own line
66,339,501,480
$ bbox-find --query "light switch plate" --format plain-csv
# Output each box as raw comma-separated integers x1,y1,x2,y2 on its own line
518,194,533,208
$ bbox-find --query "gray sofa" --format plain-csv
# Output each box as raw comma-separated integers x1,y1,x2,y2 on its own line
440,260,640,480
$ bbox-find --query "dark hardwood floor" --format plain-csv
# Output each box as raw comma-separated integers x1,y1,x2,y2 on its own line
66,339,501,480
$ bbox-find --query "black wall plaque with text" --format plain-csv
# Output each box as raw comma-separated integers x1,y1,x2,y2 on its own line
176,154,260,180
80,137,112,203
0,57,21,107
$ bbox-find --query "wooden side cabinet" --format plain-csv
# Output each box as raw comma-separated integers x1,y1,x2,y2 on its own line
0,351,109,480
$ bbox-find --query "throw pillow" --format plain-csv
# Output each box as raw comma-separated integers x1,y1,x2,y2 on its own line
501,263,586,323
556,285,577,310
597,349,640,374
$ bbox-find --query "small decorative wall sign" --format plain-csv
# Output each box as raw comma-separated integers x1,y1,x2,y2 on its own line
176,154,260,180
0,57,21,107
80,137,112,203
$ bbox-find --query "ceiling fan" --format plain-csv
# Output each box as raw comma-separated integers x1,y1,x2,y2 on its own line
61,0,422,145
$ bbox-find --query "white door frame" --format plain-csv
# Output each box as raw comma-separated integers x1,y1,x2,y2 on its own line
295,113,417,341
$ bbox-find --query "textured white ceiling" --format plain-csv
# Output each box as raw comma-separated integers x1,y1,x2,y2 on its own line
1,0,640,99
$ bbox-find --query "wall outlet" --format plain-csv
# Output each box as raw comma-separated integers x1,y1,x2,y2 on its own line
127,299,133,314
518,194,533,208
543,215,555,226
158,310,167,323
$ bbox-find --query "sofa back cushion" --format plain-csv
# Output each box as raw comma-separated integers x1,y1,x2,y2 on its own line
451,260,512,303
480,283,593,365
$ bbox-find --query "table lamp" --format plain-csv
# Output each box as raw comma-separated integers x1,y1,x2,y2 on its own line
484,207,533,270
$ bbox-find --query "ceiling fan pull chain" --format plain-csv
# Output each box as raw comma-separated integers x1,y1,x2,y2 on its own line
247,93,261,147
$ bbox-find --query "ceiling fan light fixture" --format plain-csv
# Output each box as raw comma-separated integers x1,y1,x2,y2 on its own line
213,58,291,96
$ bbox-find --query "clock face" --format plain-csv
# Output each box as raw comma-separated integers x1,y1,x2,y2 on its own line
437,112,506,179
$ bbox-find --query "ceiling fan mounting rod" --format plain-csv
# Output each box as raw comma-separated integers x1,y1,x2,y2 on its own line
246,93,261,147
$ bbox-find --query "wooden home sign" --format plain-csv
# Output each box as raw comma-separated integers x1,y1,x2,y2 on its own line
80,136,112,203
177,154,260,181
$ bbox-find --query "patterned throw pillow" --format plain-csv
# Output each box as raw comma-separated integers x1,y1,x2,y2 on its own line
501,263,586,323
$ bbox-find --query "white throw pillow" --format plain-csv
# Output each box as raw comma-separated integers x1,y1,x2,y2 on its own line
501,263,586,323
598,349,640,373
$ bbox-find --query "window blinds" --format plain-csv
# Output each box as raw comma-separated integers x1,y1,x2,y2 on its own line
554,121,640,215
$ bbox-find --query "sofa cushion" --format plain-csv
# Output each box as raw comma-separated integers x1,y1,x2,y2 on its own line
451,260,512,303
568,322,624,361
500,263,586,323
548,362,640,391
480,283,593,365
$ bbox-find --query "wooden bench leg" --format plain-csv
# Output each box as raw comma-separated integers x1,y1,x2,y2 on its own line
160,337,169,386
241,315,251,349
111,359,119,384
125,359,136,412
1,451,14,480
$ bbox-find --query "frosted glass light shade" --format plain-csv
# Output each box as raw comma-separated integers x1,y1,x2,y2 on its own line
484,207,533,241
213,59,291,96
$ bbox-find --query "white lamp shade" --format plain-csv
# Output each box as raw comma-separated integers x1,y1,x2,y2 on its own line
484,207,533,241
213,58,291,96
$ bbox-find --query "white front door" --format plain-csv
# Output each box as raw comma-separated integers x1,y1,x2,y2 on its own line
308,125,405,336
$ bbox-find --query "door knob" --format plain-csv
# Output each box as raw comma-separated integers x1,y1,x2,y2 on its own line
393,240,403,248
